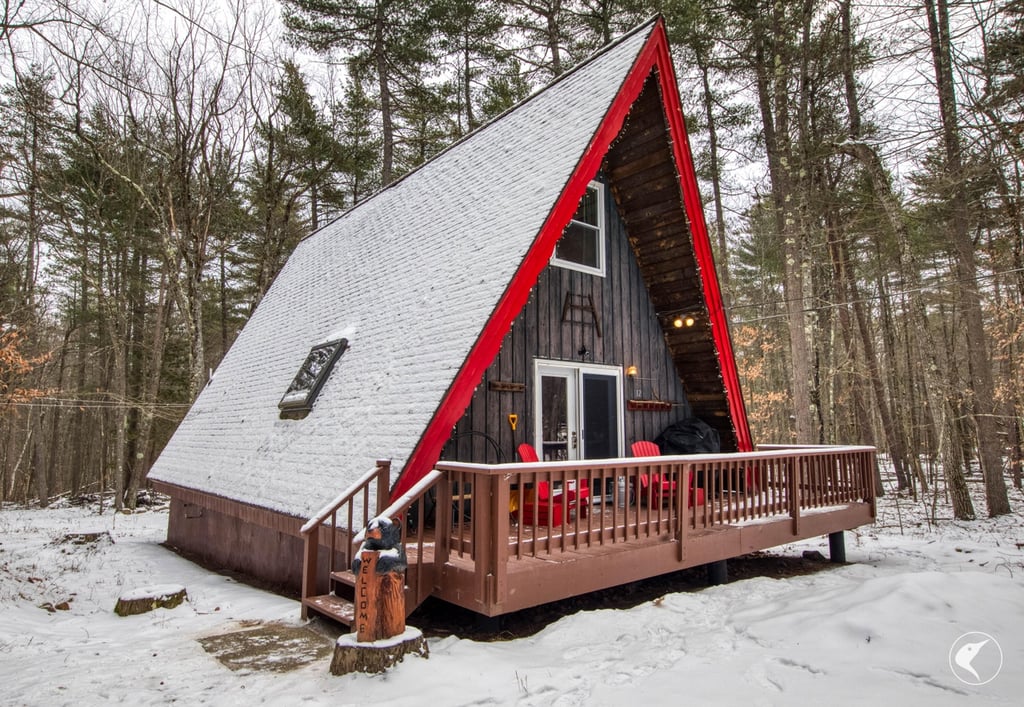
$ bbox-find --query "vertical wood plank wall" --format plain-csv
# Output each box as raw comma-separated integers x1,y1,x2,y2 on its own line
445,174,693,465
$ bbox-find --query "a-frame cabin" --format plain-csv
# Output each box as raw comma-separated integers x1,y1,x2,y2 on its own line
149,18,875,626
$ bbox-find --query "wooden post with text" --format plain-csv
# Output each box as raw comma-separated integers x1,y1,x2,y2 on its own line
355,548,406,642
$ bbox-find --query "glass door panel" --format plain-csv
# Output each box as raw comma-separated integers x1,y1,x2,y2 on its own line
539,370,577,461
535,362,622,464
582,373,619,459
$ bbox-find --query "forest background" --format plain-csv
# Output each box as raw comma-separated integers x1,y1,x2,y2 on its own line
0,0,1020,522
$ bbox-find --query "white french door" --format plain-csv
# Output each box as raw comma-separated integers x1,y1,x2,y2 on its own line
533,361,623,462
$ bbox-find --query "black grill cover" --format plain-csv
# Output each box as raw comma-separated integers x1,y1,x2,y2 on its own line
655,418,721,455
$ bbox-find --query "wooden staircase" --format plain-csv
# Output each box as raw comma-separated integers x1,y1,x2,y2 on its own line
303,564,437,628
300,463,444,628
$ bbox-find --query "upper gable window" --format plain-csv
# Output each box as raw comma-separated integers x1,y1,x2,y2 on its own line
278,338,348,419
553,181,605,276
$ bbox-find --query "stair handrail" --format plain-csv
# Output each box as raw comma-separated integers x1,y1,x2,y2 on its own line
352,469,445,614
301,462,390,535
300,459,391,616
352,469,445,544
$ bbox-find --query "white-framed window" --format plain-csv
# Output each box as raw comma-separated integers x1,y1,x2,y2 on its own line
552,181,605,276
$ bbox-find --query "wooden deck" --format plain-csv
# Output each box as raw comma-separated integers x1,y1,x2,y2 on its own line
300,446,877,625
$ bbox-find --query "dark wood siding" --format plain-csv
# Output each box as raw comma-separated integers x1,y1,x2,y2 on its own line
444,175,692,464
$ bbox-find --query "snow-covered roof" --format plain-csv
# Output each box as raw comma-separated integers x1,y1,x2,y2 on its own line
148,20,660,519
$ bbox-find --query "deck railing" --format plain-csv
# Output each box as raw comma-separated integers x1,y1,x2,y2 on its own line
299,460,390,614
301,446,876,621
434,444,876,585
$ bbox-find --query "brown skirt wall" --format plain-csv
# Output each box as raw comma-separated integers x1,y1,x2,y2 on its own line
159,482,325,595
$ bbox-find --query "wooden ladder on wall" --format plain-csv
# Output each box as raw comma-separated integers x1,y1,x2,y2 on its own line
300,462,445,628
561,291,602,337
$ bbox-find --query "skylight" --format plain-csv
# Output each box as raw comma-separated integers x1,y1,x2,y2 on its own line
278,338,348,419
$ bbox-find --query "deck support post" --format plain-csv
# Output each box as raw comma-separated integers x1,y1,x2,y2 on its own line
375,460,392,515
707,559,728,586
828,530,846,563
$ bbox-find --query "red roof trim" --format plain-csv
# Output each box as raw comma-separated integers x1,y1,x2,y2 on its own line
393,20,750,499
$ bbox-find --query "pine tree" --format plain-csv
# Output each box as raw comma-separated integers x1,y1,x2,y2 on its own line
281,0,436,185
335,73,383,205
430,0,507,134
924,0,1010,516
242,61,347,310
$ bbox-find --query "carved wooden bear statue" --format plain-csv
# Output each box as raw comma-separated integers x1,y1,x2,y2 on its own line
352,516,407,576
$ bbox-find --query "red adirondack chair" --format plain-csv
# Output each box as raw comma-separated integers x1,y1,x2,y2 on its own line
630,440,705,507
516,443,588,524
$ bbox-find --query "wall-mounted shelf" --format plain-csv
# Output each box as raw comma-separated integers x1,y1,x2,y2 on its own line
627,399,673,412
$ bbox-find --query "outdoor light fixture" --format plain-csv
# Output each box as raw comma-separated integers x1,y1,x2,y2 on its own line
673,314,696,328
626,365,644,398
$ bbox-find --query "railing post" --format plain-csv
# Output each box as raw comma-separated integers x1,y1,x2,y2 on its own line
435,471,453,569
677,465,689,563
788,455,801,536
301,530,318,618
492,474,510,607
376,459,392,514
865,451,878,518
328,511,338,579
473,472,494,609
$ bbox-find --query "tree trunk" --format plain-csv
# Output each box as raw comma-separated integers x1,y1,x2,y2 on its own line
45,331,71,499
546,1,563,76
1010,402,1022,489
826,222,884,494
375,12,393,185
924,0,1010,516
132,265,173,499
751,4,816,443
941,392,976,520
110,333,128,510
463,36,475,132
699,58,730,304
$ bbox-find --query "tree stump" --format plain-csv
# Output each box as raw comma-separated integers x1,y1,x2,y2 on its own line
114,584,187,616
330,627,429,675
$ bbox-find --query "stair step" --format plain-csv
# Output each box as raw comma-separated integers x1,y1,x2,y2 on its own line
331,569,357,587
303,594,355,626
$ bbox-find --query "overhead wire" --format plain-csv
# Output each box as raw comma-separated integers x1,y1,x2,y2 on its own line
728,265,1024,325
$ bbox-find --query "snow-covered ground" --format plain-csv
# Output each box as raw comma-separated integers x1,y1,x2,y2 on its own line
1,474,1022,706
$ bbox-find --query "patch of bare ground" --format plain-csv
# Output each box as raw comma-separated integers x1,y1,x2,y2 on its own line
198,621,335,673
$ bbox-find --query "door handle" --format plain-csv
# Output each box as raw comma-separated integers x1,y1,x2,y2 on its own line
571,431,578,449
